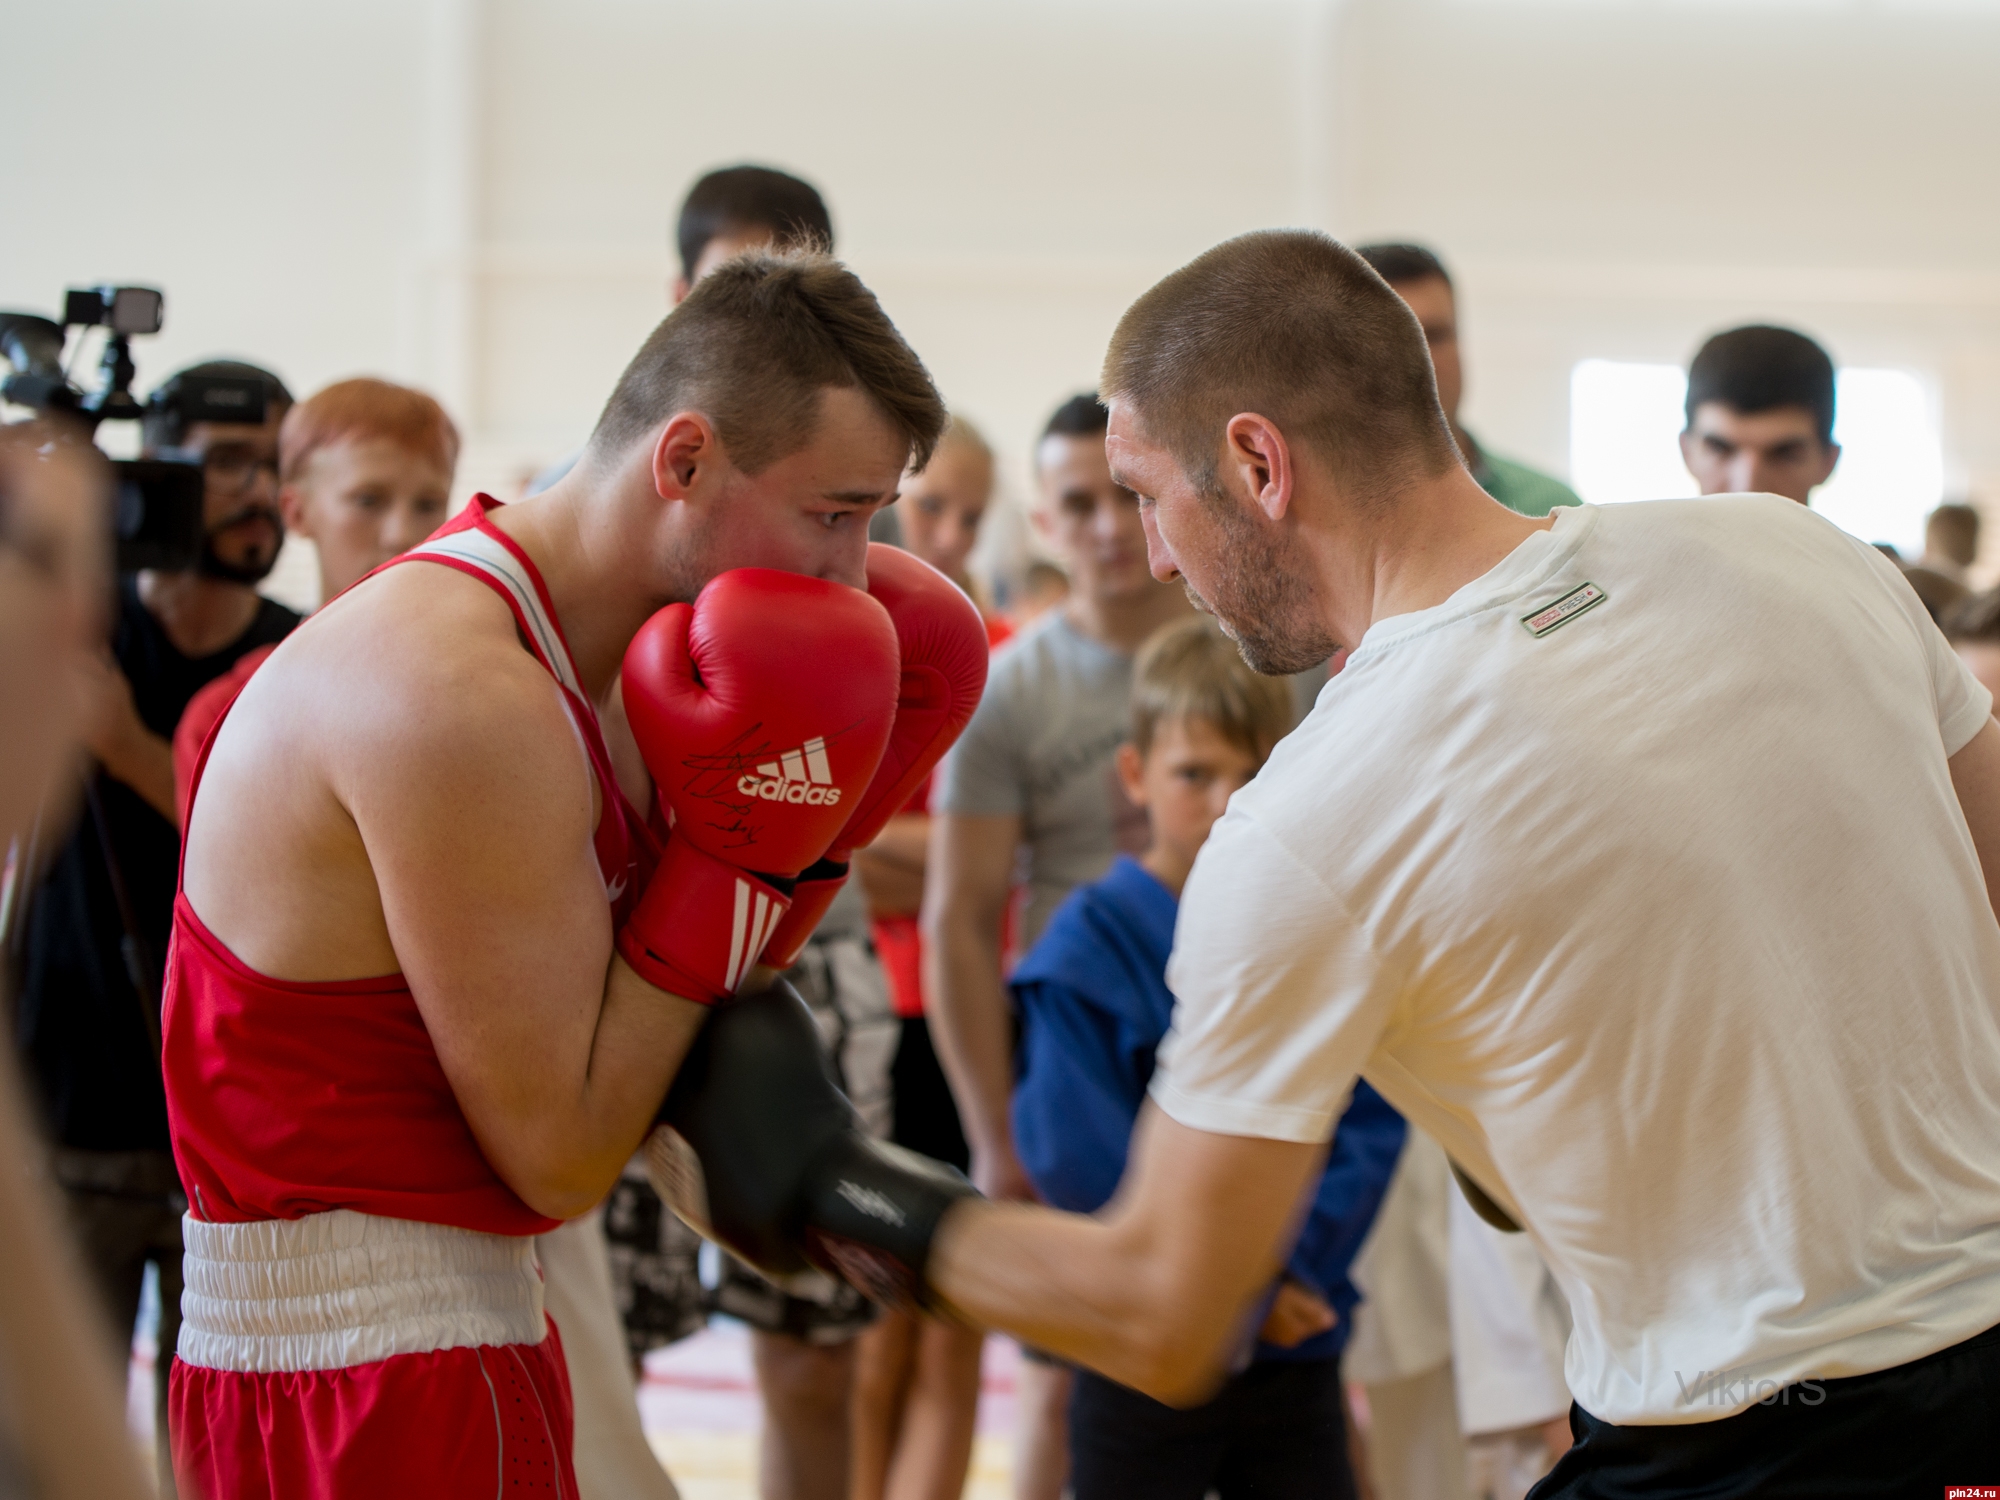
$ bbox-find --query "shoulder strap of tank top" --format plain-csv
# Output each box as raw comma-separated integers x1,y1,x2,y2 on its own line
388,498,656,905
393,500,586,698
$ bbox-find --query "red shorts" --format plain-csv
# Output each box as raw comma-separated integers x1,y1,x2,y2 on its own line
172,1326,576,1500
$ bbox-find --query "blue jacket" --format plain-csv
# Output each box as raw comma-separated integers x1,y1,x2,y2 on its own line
1010,856,1406,1364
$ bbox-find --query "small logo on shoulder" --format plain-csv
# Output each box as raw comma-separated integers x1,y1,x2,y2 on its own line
1521,582,1608,639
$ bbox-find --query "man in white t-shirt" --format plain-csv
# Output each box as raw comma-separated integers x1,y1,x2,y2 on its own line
917,230,2000,1495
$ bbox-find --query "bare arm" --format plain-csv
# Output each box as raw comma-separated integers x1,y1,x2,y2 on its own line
1950,716,2000,922
853,811,928,917
79,653,176,821
920,811,1027,1197
928,1105,1324,1404
353,652,704,1220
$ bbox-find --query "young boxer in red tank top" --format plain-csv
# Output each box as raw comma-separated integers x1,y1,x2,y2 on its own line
168,505,624,1493
162,255,947,1498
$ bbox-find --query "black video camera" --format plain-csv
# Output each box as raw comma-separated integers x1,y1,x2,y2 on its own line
0,286,268,572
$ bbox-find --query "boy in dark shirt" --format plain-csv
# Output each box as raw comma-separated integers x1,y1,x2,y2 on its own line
1011,615,1405,1500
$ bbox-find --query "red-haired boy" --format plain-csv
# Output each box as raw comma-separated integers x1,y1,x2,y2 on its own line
172,377,457,815
277,377,458,604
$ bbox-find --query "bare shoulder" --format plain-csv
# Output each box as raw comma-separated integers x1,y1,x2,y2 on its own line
282,565,574,764
185,560,596,979
208,558,595,866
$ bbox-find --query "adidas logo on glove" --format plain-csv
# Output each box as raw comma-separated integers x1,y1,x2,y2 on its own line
738,737,844,806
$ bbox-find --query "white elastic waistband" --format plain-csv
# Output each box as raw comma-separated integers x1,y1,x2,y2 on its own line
178,1210,545,1373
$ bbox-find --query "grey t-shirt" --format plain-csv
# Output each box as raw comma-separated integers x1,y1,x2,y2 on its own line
935,612,1150,948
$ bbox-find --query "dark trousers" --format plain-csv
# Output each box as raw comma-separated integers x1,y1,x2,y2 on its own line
1069,1357,1357,1500
1531,1320,2000,1499
53,1147,184,1499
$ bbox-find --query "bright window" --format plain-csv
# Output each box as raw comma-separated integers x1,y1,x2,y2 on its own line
1567,359,1943,556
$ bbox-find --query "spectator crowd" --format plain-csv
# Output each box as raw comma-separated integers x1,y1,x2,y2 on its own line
1,159,1987,1500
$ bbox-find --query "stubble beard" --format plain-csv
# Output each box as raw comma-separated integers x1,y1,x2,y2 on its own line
197,504,283,585
1189,494,1337,677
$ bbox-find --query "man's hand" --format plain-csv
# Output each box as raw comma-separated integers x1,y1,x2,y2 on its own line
1258,1278,1337,1348
77,651,176,820
852,812,928,917
648,980,978,1307
970,1140,1035,1204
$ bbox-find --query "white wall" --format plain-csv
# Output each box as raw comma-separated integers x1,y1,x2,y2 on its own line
6,0,1998,604
1329,0,2000,517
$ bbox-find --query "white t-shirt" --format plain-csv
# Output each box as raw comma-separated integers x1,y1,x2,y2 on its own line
1154,496,2000,1425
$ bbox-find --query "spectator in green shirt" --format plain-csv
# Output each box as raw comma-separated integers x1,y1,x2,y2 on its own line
1357,243,1582,518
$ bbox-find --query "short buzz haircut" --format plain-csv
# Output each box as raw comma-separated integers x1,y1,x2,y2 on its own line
1101,231,1458,495
1928,503,1981,570
588,251,945,475
280,377,460,487
1355,242,1451,289
1130,614,1293,762
1685,326,1837,446
677,165,833,283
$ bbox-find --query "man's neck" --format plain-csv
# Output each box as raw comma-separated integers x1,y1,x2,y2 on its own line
1451,421,1480,474
1063,583,1189,657
137,571,265,659
1309,467,1553,651
489,484,662,701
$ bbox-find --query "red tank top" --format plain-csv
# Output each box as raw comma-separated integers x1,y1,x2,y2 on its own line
162,496,653,1235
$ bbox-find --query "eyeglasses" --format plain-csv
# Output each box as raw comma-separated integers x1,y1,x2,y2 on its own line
200,443,279,496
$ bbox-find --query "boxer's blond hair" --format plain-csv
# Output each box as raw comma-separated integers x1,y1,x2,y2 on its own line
1130,615,1292,763
590,251,946,476
1101,230,1457,498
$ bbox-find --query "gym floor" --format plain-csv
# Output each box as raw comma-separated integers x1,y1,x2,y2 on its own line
639,1325,1021,1499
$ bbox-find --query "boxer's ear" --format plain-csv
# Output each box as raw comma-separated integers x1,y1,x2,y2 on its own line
652,412,724,504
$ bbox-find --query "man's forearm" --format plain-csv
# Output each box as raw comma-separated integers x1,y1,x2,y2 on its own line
852,847,925,916
520,955,710,1217
925,1109,1324,1406
931,1199,1164,1377
100,725,177,822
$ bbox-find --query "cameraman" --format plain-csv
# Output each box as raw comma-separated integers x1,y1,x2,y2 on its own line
13,359,301,1494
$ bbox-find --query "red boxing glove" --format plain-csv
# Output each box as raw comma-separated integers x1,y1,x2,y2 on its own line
618,569,901,1002
762,545,990,969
